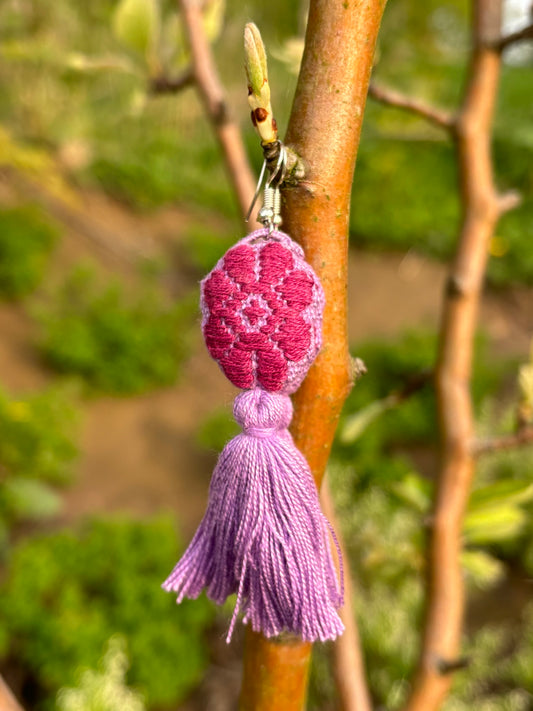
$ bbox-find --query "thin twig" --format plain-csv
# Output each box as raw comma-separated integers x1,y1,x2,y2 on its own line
497,189,522,214
149,68,195,94
496,22,533,50
0,676,25,711
177,0,257,224
474,426,533,455
403,2,505,710
321,479,372,711
368,83,455,131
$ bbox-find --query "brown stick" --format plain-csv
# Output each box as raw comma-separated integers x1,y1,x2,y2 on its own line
474,426,533,455
497,22,533,49
368,84,455,131
239,2,387,709
321,479,372,711
0,676,25,711
403,2,505,710
149,67,195,94
177,0,257,223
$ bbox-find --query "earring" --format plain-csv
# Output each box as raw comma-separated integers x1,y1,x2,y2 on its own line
163,143,344,643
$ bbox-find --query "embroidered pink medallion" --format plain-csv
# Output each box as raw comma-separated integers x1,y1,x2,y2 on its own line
201,229,324,394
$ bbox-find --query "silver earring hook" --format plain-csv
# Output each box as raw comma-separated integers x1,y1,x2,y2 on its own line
267,143,287,188
245,158,268,223
246,142,288,228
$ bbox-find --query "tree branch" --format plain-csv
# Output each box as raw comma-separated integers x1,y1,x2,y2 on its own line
239,1,387,709
496,22,533,50
149,68,195,94
368,83,455,131
0,676,25,711
403,2,504,710
474,426,533,455
497,189,522,214
321,479,372,711
177,0,257,223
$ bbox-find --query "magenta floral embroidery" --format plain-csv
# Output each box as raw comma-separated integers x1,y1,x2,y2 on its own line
201,232,324,393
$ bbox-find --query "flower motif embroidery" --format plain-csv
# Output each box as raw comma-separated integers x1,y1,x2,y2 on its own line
202,241,316,391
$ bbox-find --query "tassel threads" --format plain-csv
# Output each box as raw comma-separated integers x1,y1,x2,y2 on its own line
162,388,344,642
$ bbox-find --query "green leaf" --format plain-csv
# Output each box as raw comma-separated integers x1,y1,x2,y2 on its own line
203,0,225,43
468,480,533,511
390,473,432,513
461,549,505,589
4,478,63,520
112,0,160,59
518,362,533,410
339,396,395,444
160,13,188,69
463,505,527,545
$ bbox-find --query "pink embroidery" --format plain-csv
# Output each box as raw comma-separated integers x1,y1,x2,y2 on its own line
201,232,322,393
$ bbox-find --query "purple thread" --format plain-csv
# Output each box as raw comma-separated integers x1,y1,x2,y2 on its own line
162,388,344,643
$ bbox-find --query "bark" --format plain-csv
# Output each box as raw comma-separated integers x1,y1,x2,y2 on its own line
239,2,387,709
403,2,505,710
0,676,25,711
321,480,373,711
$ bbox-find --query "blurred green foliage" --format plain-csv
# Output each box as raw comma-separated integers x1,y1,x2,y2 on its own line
0,0,530,283
89,126,236,214
0,385,77,546
36,265,195,394
0,517,214,710
182,222,235,274
356,0,533,285
56,636,146,711
0,206,59,300
334,330,506,483
307,461,533,711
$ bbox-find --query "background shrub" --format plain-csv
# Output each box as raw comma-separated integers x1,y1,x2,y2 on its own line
0,385,78,548
0,205,59,300
0,517,215,710
37,265,196,394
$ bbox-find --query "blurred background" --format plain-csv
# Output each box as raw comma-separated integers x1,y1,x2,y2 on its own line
0,0,532,709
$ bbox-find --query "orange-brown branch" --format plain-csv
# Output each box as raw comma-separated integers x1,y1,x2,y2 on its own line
368,83,455,131
475,426,533,455
0,676,25,711
239,2,387,709
497,22,533,49
285,0,386,485
321,480,373,711
403,2,506,710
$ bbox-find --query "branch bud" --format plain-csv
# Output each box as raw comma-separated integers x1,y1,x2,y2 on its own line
244,22,277,144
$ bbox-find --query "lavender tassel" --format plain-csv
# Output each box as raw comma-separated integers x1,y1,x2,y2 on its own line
163,388,344,642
